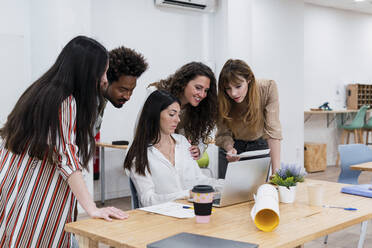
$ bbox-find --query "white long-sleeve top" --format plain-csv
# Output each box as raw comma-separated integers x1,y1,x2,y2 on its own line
129,134,221,207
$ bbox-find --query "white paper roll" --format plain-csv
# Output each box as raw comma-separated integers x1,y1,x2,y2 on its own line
250,184,280,232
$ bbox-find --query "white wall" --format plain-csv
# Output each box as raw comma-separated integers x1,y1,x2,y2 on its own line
29,0,92,80
304,4,372,165
252,0,305,165
0,0,31,125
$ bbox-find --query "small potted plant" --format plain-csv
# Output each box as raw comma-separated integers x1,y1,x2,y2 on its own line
270,164,306,203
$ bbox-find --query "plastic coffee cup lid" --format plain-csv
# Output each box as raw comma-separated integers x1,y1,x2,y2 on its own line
192,185,214,193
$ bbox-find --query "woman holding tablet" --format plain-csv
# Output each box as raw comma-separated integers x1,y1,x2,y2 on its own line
216,59,282,179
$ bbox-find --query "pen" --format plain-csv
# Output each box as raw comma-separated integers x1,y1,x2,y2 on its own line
323,205,357,211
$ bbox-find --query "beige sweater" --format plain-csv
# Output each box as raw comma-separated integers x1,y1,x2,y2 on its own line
215,79,282,151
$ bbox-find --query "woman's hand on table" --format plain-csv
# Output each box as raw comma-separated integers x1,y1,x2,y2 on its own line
89,206,129,221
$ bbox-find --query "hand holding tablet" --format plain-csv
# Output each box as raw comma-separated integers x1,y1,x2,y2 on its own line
227,149,271,158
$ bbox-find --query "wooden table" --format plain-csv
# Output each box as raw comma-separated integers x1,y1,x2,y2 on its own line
350,162,372,172
65,179,372,248
96,142,128,205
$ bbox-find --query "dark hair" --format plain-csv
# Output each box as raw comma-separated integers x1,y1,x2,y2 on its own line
155,62,217,145
107,46,148,84
0,35,108,169
124,90,180,176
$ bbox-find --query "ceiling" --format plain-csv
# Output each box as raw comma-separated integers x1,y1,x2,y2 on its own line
304,0,372,14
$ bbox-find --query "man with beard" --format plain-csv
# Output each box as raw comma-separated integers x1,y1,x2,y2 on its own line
96,46,148,134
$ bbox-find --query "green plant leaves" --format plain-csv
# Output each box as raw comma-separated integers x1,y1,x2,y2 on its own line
269,166,305,189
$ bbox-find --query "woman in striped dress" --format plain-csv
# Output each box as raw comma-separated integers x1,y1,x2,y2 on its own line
0,36,127,248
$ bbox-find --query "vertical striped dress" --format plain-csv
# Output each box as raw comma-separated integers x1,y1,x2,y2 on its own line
0,96,82,248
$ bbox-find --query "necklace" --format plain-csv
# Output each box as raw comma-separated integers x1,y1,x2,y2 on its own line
154,138,176,166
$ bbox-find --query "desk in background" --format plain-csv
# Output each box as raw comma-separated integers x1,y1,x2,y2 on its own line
65,179,372,248
96,142,128,205
304,109,372,128
350,162,372,172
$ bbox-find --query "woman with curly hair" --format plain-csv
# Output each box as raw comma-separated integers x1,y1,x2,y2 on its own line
150,62,217,160
216,59,282,179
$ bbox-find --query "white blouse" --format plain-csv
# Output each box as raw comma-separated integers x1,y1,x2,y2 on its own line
129,134,221,207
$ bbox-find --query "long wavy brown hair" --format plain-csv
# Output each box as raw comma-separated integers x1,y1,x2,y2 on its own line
218,59,261,132
152,62,217,145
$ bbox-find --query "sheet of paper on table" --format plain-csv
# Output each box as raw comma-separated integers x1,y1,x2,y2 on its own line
139,202,195,219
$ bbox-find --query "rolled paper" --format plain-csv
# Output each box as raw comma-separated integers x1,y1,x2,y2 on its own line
250,184,280,232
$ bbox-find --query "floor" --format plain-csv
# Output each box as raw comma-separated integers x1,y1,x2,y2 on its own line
79,166,372,248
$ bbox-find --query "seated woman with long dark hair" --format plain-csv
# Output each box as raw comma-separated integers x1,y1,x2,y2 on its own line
124,90,222,207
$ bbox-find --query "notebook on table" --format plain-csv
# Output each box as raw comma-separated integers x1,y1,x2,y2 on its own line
341,184,372,198
147,232,259,248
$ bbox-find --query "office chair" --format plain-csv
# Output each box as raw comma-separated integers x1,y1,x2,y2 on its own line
129,178,140,209
339,105,369,144
324,144,372,247
363,116,372,145
336,105,369,166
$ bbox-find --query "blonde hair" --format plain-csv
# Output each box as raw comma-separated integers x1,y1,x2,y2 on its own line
218,59,262,131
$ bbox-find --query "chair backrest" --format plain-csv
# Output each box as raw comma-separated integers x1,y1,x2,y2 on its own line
365,116,372,127
349,105,369,128
338,144,372,184
129,178,140,209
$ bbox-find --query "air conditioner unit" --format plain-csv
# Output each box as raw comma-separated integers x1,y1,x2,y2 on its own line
155,0,217,13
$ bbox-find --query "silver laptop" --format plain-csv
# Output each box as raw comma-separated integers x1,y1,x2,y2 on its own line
213,156,271,207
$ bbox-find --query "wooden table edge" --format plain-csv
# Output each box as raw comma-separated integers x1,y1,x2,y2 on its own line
279,214,372,248
96,142,128,150
66,213,372,248
350,163,372,171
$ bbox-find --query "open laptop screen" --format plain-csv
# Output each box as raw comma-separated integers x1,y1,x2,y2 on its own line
217,155,271,207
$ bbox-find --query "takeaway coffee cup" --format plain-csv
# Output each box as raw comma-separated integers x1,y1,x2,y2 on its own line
307,183,323,207
192,185,214,223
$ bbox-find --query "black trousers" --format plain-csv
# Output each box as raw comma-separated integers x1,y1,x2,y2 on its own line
218,138,269,179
